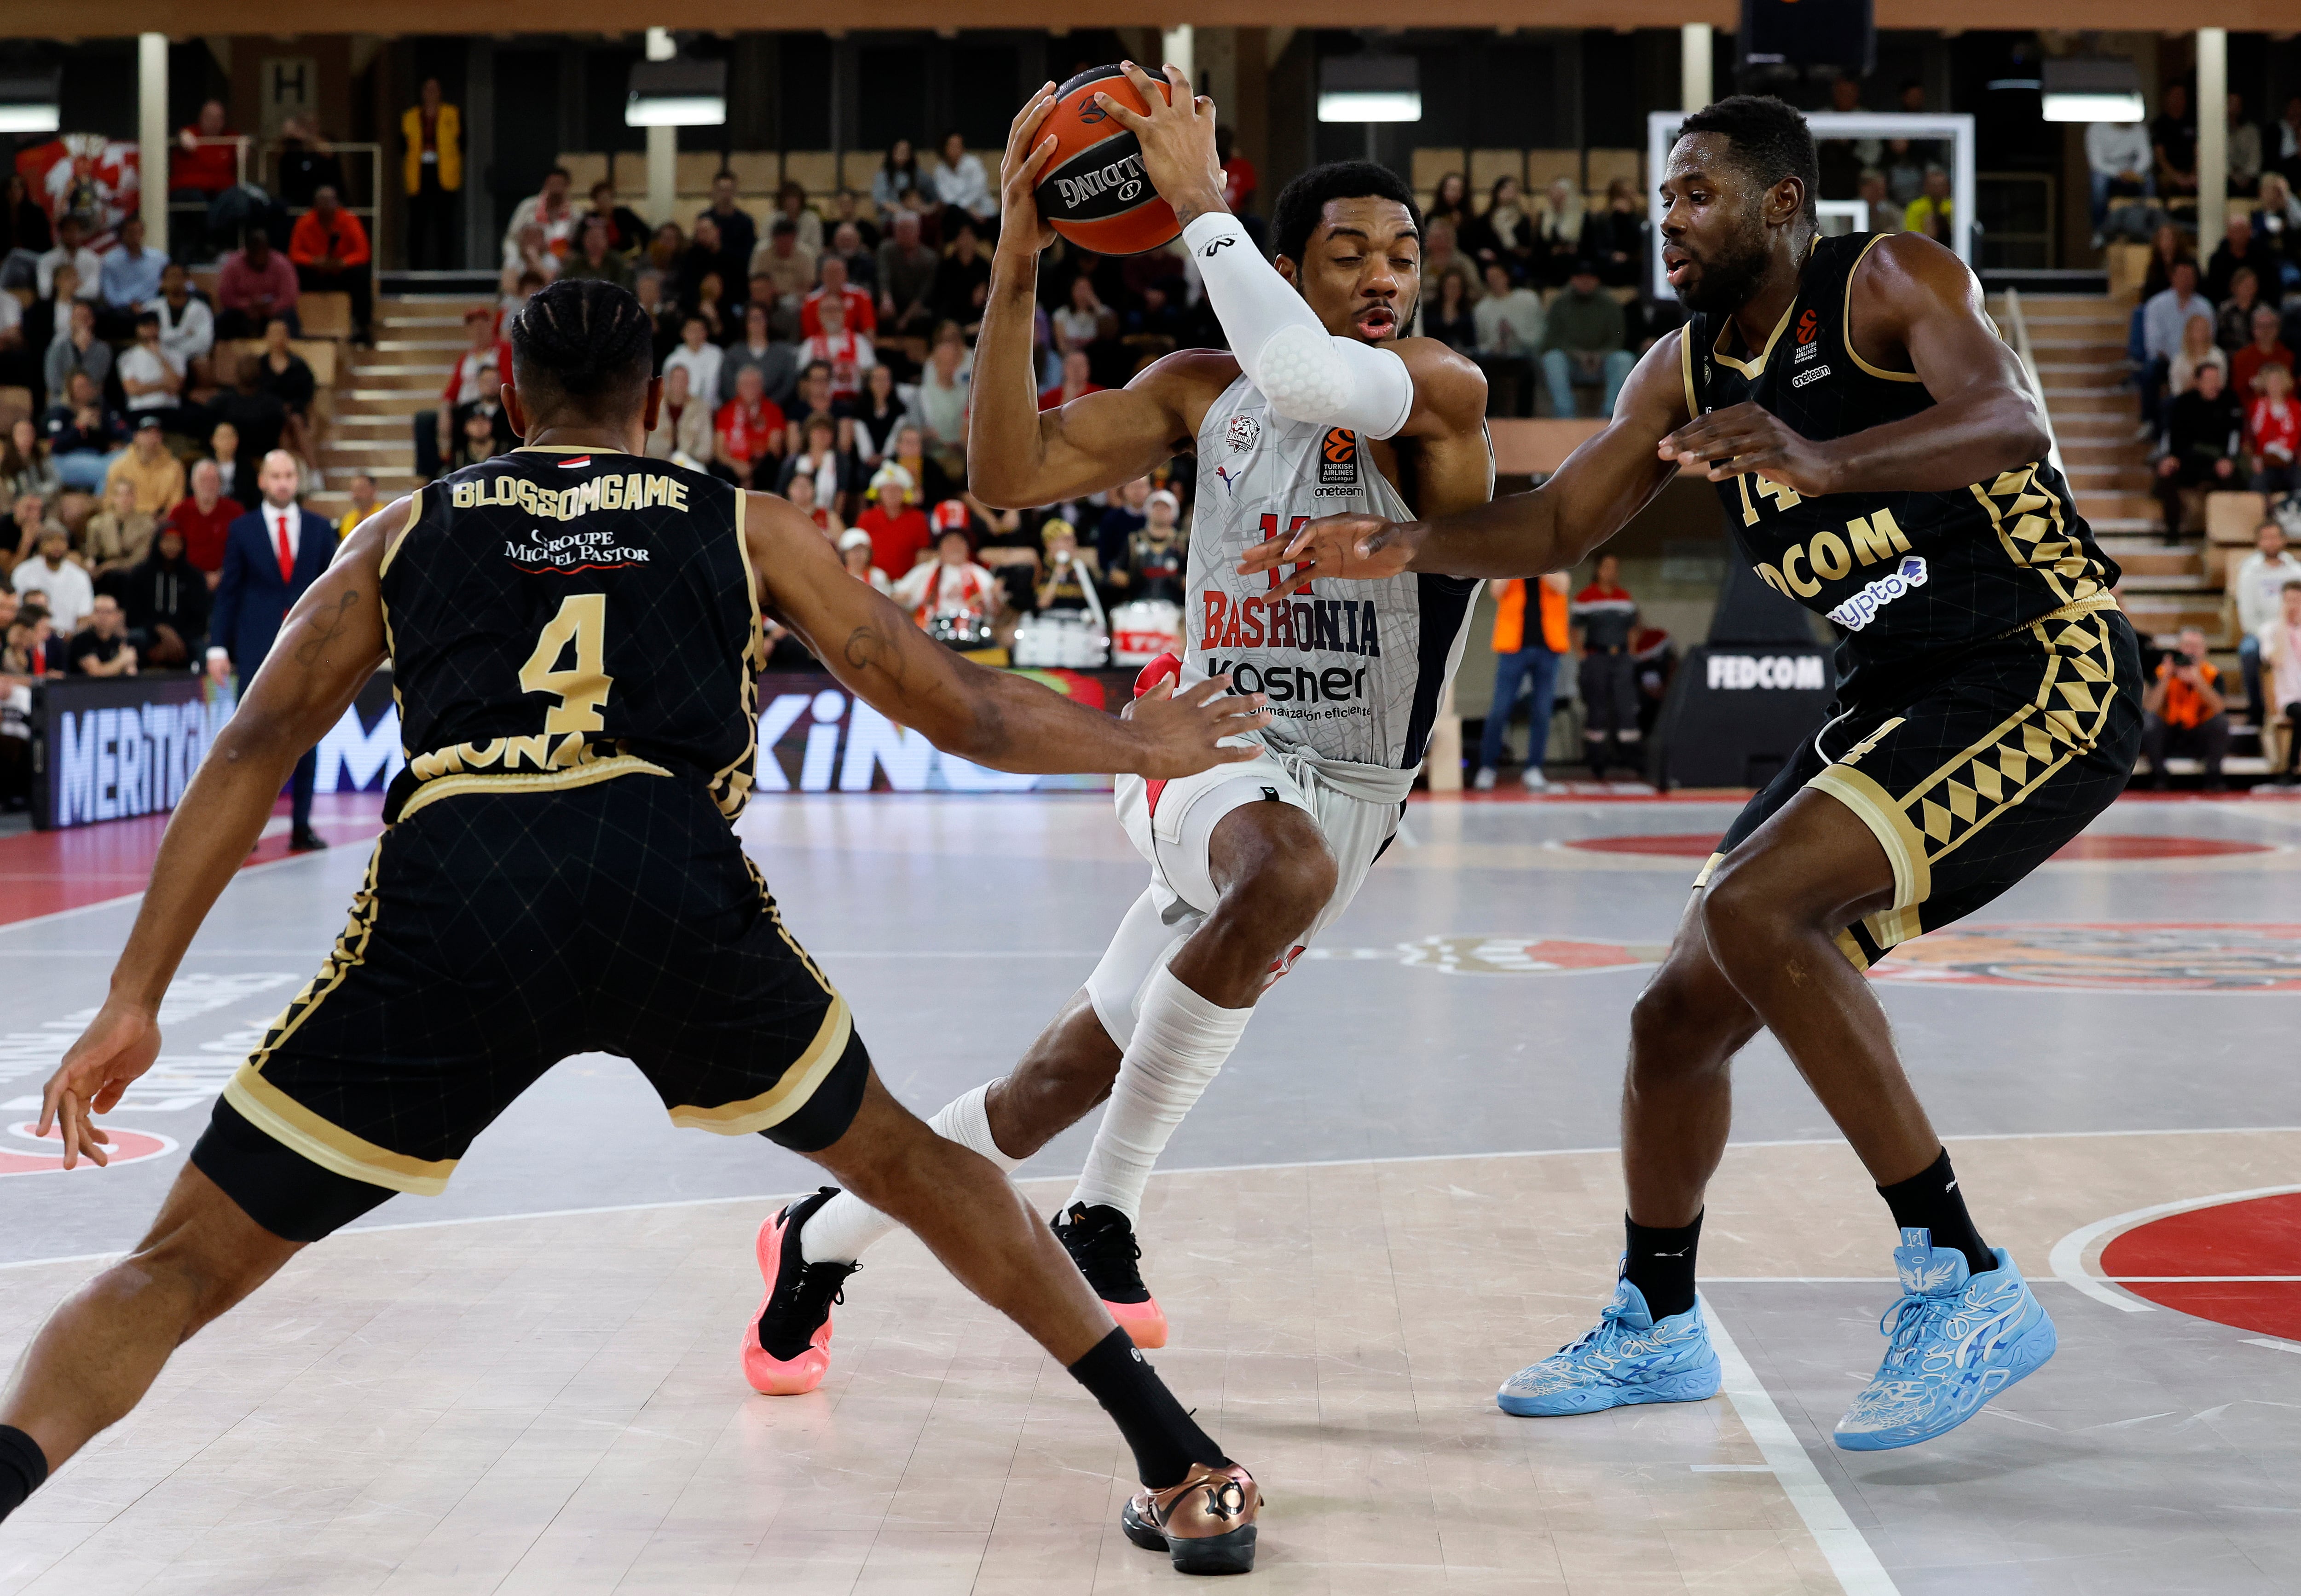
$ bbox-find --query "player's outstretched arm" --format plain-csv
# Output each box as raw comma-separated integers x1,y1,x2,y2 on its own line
38,503,404,1169
1240,331,1689,590
749,492,1266,776
1655,232,2048,497
965,81,1229,508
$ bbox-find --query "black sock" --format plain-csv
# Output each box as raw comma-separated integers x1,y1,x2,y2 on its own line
1623,1210,1702,1321
1878,1148,1994,1276
0,1425,48,1523
1066,1326,1226,1489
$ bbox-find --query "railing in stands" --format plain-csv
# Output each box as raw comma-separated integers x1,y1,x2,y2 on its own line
1999,285,2066,483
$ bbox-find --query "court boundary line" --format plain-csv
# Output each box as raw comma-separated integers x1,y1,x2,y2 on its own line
2047,1184,2301,1313
1701,1294,1901,1596
0,842,364,939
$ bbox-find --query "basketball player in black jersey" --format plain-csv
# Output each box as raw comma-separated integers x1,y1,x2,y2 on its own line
1253,96,2139,1450
1,281,1270,1573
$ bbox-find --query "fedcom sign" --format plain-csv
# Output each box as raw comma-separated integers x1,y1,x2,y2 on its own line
1706,653,1827,691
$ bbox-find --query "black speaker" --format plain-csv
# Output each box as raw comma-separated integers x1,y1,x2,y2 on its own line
1740,0,1874,77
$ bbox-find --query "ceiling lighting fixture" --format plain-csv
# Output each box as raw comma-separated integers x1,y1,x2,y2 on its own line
0,70,61,135
626,57,726,128
2040,57,2143,123
1318,56,1420,124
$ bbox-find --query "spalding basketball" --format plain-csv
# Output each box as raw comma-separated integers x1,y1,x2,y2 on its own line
1033,66,1183,256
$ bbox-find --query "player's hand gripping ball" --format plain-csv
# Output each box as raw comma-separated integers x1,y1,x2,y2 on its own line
1033,65,1184,256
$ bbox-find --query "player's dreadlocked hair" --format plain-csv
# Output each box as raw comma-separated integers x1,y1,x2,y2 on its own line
507,278,655,421
1675,95,1821,226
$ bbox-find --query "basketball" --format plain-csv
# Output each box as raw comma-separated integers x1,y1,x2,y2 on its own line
1033,64,1183,256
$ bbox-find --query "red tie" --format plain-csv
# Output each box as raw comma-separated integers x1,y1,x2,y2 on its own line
275,513,294,584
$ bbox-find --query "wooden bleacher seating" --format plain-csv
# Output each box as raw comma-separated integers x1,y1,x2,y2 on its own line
0,386,33,429
611,151,648,199
781,150,838,199
727,151,780,195
840,151,884,196
297,292,353,340
1469,149,1525,196
2206,490,2268,546
1585,148,1642,196
557,152,610,195
2106,242,2152,302
674,151,723,196
1523,150,1581,195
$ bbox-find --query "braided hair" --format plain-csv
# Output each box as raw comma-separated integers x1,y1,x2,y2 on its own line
507,278,656,421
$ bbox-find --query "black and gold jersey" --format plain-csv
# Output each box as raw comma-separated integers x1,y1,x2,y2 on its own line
378,447,762,824
1682,232,2119,700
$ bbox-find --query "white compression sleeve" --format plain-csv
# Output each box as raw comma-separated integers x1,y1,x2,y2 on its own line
1182,212,1415,441
1070,965,1255,1224
800,1082,1023,1265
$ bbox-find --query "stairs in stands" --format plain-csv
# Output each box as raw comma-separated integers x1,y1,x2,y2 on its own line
305,293,488,524
2001,293,2222,641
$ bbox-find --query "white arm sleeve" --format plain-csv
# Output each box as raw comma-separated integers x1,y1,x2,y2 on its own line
1183,212,1415,441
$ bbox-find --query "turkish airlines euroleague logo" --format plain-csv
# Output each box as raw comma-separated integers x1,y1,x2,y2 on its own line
1318,427,1358,490
1795,309,1820,345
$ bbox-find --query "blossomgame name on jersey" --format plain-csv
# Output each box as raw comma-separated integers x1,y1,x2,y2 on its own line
446,471,692,521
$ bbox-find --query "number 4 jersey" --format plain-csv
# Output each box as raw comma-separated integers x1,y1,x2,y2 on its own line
379,447,762,824
1186,371,1482,772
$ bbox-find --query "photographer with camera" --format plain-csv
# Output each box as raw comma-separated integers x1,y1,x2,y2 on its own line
2139,625,2232,789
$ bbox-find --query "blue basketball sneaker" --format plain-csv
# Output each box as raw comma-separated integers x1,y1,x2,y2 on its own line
1833,1228,2057,1452
1497,1272,1722,1417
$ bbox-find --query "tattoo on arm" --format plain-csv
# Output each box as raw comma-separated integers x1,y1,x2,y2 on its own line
293,588,359,667
842,625,907,686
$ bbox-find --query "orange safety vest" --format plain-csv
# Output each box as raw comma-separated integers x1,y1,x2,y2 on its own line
1492,578,1569,654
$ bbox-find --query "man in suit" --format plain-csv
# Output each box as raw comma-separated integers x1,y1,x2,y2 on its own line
211,449,339,851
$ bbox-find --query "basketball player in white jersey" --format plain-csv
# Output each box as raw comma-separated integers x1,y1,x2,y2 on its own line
740,65,1493,1395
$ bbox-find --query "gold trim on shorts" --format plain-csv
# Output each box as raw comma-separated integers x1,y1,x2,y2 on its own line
665,997,853,1135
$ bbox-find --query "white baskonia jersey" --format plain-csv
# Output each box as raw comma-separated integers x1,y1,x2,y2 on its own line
1184,371,1483,772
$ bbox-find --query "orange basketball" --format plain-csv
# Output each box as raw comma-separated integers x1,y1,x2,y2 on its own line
1032,66,1183,256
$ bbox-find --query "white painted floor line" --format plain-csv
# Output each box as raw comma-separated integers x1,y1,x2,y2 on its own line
1690,1463,1775,1472
0,841,363,939
1700,1294,1899,1596
2243,1338,2301,1356
2047,1184,2301,1314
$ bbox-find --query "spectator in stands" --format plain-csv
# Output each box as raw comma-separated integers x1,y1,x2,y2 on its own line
2227,91,2263,198
779,413,846,510
44,297,111,403
721,302,796,409
1217,126,1258,216
838,528,890,593
2249,361,2299,497
850,363,907,466
643,364,712,465
2154,82,2200,200
2086,117,2154,236
502,167,576,274
800,292,874,405
209,419,249,502
288,184,373,341
2140,625,2228,788
1094,476,1152,586
339,472,382,536
117,310,184,421
106,415,185,516
36,216,100,305
2156,359,2244,540
663,315,725,415
82,474,154,594
1424,269,1477,355
2233,303,2294,398
643,221,686,284
2263,581,2301,786
1039,347,1102,412
2,420,59,505
98,216,166,337
2206,213,2279,305
931,133,994,235
12,525,91,634
832,190,880,252
2219,267,2265,351
1857,170,1901,236
2232,518,2301,726
7,494,63,575
210,353,289,479
1812,75,1867,199
68,593,136,676
214,450,335,847
802,254,876,338
165,459,241,588
636,271,679,363
275,115,344,212
1581,179,1650,289
1541,262,1632,418
1424,172,1471,236
1473,260,1542,418
216,230,300,339
0,172,52,282
2255,174,2301,289
713,364,785,489
773,182,824,255
2139,222,2195,301
783,469,843,538
1416,221,1477,314
254,319,321,479
1053,273,1117,363
1903,167,1954,244
783,360,852,458
1120,490,1186,604
857,462,931,576
425,307,503,478
894,519,1000,638
1474,570,1568,791
828,222,875,294
122,523,206,667
2141,258,2209,433
752,217,817,337
701,172,757,302
1529,178,1581,288
0,280,27,396
878,211,940,341
171,99,237,211
456,407,501,469
931,221,991,336
401,78,461,271
561,216,633,289
584,179,648,259
882,422,954,510
2170,312,2228,397
1572,553,1642,780
874,140,923,219
2280,95,2301,184
1034,517,1102,615
913,321,970,470
450,361,515,463
45,371,126,493
148,262,215,377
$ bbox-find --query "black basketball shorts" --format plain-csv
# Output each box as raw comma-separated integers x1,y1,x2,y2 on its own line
1697,600,2143,968
191,773,870,1242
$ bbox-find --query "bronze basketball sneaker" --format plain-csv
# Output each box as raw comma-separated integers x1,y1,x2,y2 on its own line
1121,1460,1259,1574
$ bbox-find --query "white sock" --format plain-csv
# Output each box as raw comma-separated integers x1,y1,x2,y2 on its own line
1069,966,1253,1225
800,1082,1023,1265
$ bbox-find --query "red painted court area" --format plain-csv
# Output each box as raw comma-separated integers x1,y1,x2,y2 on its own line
2101,1193,2301,1340
1565,833,2277,861
0,794,385,929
